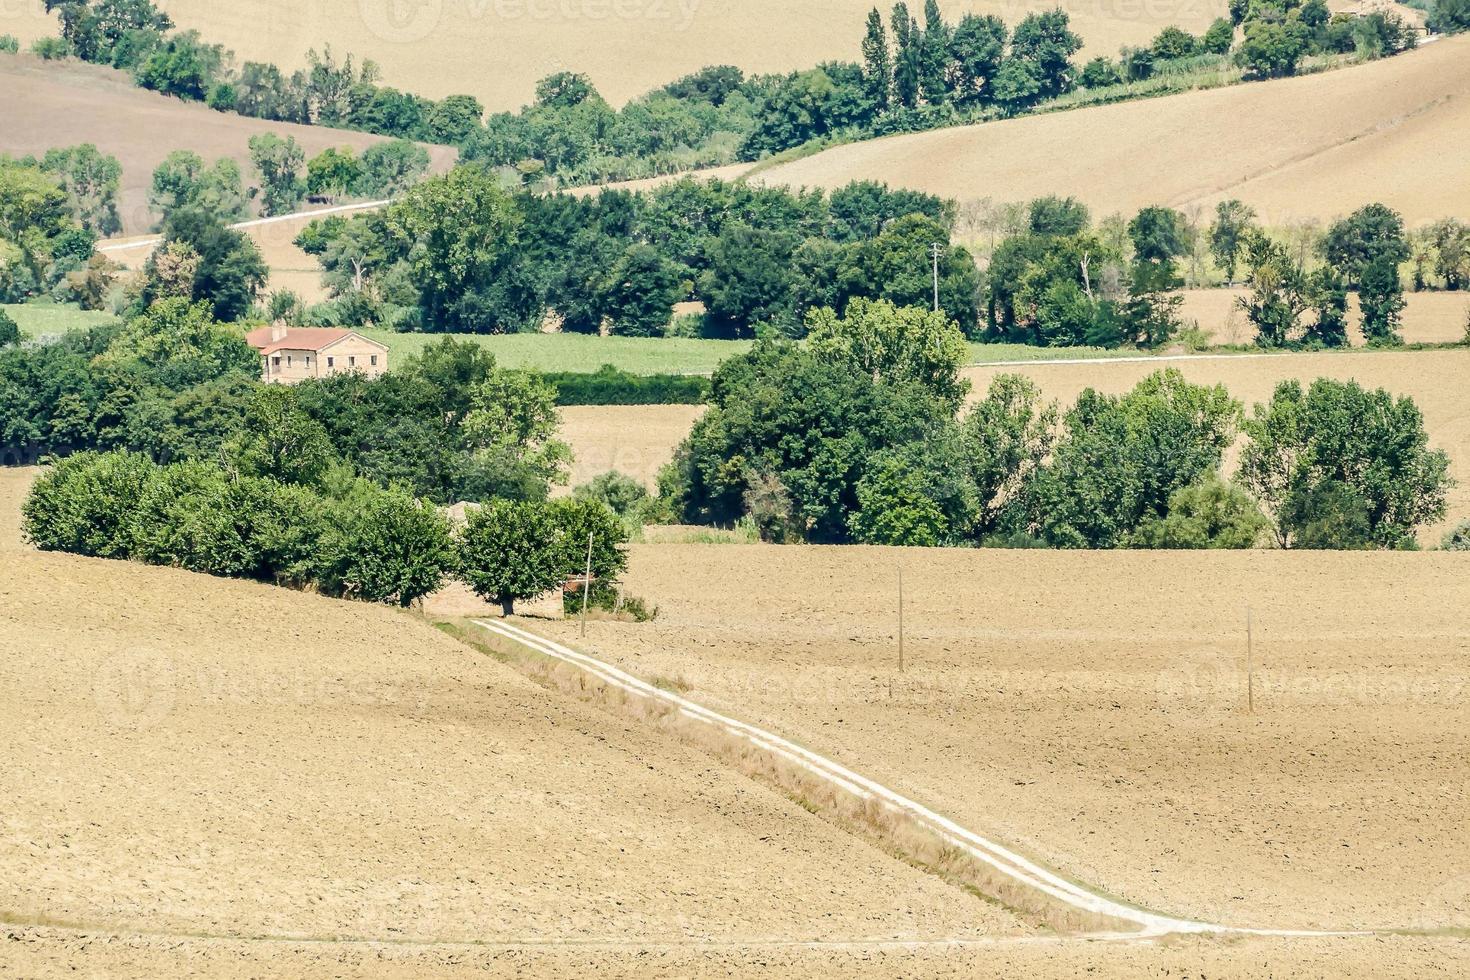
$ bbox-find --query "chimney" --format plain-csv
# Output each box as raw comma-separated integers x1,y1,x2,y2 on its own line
270,321,287,343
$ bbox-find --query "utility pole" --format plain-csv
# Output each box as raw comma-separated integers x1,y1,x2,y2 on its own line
1245,605,1255,715
929,242,943,312
897,566,905,674
580,531,594,638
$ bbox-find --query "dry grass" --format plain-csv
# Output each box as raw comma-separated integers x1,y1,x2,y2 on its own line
6,0,1229,112
754,35,1470,226
0,53,456,236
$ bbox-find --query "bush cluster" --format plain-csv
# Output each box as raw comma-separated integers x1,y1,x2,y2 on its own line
23,451,630,614
546,366,710,406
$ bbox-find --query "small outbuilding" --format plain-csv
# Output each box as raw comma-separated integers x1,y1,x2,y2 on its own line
245,324,389,384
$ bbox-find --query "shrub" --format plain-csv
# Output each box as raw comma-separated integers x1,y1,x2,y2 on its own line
0,35,19,54
22,451,154,558
1440,521,1470,551
1129,476,1269,549
314,483,455,606
0,308,19,347
545,365,710,405
30,37,70,60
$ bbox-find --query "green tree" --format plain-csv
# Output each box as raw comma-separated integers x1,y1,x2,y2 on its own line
1208,199,1256,284
40,144,122,236
1235,19,1311,77
1129,476,1268,549
248,132,308,217
1304,266,1349,347
1028,195,1090,236
950,13,1007,103
1079,56,1122,88
148,151,248,223
1031,370,1242,548
306,147,362,200
424,94,485,144
602,243,680,337
960,373,1057,536
21,450,154,558
1358,253,1405,345
1321,203,1410,285
806,297,970,407
100,296,257,386
1202,17,1235,53
1010,9,1082,99
460,368,571,498
315,482,454,606
457,498,568,616
149,208,267,321
891,2,922,109
225,383,337,486
1239,378,1450,548
1151,25,1199,60
381,167,522,329
699,224,797,336
133,30,223,99
1129,206,1188,263
1428,0,1470,32
1235,230,1307,347
851,450,953,545
990,57,1042,114
919,0,951,105
357,140,431,196
861,7,893,113
0,308,19,347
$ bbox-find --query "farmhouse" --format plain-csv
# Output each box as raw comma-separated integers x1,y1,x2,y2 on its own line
245,325,389,384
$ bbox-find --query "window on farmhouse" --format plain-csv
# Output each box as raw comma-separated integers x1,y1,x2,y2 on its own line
327,357,334,368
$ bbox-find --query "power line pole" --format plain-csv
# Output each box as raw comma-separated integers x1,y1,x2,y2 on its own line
580,531,594,638
929,242,942,312
897,566,905,674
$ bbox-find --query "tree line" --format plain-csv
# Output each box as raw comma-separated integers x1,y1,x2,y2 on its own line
23,447,631,615
24,0,1438,191
659,303,1454,550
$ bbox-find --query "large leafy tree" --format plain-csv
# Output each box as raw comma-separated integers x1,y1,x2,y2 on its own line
1009,9,1082,100
248,132,308,217
457,499,569,616
1030,369,1242,548
1321,202,1410,285
949,13,1007,104
148,208,267,321
380,167,523,330
861,7,893,114
1239,379,1449,548
806,297,970,408
40,145,122,236
1208,199,1257,284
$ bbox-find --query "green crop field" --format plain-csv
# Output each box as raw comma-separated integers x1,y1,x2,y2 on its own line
4,303,118,338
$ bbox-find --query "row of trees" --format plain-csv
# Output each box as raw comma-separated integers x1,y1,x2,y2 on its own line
291,167,981,338
33,0,1432,191
661,301,1451,549
983,196,1193,347
150,137,430,224
23,447,629,614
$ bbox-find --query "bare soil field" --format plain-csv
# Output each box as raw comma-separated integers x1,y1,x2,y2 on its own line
0,468,1029,962
559,404,705,490
1178,288,1470,347
754,35,1470,227
538,541,1470,937
5,0,1226,112
0,54,456,235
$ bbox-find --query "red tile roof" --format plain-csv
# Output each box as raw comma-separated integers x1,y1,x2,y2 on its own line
245,327,355,356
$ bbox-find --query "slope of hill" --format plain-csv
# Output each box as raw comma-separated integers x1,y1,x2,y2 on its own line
752,35,1470,226
0,467,1024,959
0,53,457,235
5,0,1226,112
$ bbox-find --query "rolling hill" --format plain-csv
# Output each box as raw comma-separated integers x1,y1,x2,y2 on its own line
751,35,1470,226
6,0,1228,112
0,53,457,236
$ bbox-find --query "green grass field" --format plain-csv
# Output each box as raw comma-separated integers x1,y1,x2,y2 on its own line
3,302,117,338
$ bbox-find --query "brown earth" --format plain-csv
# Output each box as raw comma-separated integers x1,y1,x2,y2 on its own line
559,404,705,491
6,0,1228,112
538,541,1470,935
0,53,457,236
0,467,1028,957
1178,288,1470,346
753,35,1470,227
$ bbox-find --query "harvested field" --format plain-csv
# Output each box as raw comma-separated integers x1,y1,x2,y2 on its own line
754,36,1470,226
0,54,456,236
5,0,1227,112
538,541,1470,935
1177,288,1470,347
560,404,705,490
0,468,1028,956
